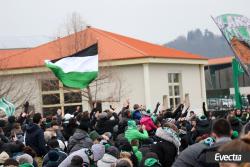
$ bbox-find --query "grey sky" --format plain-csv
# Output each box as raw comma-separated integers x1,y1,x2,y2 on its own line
0,0,249,48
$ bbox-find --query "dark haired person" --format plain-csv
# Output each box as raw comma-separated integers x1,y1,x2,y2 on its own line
25,113,47,157
43,137,67,167
196,118,233,167
173,119,232,167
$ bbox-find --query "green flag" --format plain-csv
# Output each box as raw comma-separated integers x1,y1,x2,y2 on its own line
232,58,244,109
0,98,15,116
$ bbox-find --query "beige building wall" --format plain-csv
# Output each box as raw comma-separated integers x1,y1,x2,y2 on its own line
148,63,205,114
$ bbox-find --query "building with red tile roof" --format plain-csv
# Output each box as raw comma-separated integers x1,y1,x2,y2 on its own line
0,27,207,115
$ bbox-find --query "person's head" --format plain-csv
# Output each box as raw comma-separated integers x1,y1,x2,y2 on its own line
57,109,62,116
51,121,59,130
131,139,139,147
116,158,133,167
48,150,59,162
16,154,33,165
133,104,140,110
122,109,131,118
76,106,81,112
33,113,42,124
235,109,241,116
106,146,120,159
3,158,19,167
78,120,89,131
219,136,250,167
47,137,59,149
8,116,16,124
190,116,197,126
70,155,83,167
190,111,195,117
23,146,36,158
212,119,232,138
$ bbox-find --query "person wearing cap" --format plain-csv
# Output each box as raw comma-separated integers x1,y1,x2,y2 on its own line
125,120,149,142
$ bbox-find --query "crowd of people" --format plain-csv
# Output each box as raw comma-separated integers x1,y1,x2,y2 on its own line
0,100,249,167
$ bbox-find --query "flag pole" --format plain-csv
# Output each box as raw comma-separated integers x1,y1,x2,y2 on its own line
211,16,243,109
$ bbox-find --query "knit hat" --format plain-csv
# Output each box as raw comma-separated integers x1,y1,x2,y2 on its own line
106,146,120,158
98,112,107,119
16,154,33,165
92,144,105,161
231,130,239,139
144,158,161,167
89,130,101,141
127,120,137,129
0,151,9,164
48,150,59,161
199,115,207,121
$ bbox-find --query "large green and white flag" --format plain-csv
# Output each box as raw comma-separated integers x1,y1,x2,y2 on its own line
45,43,98,89
214,14,250,45
0,98,15,116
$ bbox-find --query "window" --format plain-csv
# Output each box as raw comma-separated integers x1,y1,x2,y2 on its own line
40,79,82,116
168,73,182,108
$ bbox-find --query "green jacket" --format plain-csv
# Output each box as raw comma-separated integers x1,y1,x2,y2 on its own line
125,120,149,142
133,146,142,162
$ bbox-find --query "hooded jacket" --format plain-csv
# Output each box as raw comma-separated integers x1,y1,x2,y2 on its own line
140,116,157,131
67,129,93,154
125,120,149,142
97,153,117,167
42,148,67,167
172,142,209,167
25,123,47,156
152,127,180,167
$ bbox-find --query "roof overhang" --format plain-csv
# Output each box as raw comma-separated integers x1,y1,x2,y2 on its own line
0,57,208,76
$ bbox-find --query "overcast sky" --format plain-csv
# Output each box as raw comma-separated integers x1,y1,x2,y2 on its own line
0,0,249,48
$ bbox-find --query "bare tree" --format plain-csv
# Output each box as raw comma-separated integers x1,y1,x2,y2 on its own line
48,12,126,111
0,57,36,113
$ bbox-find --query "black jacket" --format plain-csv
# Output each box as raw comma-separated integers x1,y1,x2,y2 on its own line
95,112,119,135
151,137,178,167
25,123,47,156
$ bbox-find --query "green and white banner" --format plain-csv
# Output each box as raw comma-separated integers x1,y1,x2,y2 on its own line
45,43,98,89
0,97,15,116
215,14,250,45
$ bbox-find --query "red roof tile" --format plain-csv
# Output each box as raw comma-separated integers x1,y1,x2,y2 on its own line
208,56,233,66
0,27,206,70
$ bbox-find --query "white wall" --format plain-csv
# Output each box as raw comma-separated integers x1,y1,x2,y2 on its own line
148,63,204,114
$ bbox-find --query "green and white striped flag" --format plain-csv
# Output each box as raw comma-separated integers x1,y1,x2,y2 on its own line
214,14,250,45
0,97,15,116
45,43,98,89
